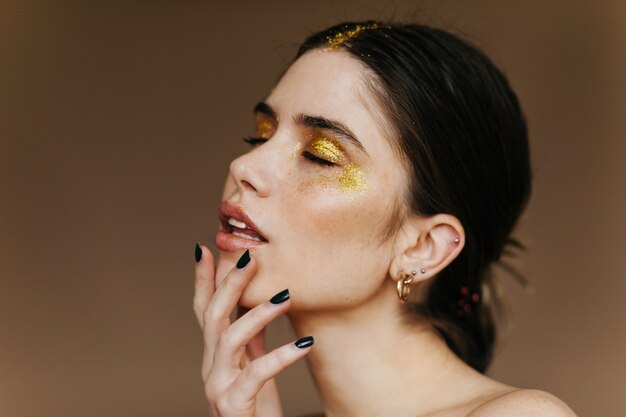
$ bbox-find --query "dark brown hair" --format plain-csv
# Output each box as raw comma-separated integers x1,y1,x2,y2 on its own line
295,21,532,372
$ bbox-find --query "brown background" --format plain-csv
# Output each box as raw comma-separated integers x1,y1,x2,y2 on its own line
1,1,624,416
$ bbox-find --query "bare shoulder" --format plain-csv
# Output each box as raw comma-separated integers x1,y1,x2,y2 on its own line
467,389,577,417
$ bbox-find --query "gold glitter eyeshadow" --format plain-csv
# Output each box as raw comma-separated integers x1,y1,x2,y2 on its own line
310,136,345,164
326,22,381,51
256,119,274,139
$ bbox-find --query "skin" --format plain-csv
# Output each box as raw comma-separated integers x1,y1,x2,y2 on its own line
194,50,577,417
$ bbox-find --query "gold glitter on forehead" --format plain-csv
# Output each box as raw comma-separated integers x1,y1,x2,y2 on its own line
326,22,382,51
311,136,346,164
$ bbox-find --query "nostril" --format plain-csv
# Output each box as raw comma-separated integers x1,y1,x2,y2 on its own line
241,179,256,192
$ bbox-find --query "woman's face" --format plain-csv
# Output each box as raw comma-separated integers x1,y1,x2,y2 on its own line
215,49,408,311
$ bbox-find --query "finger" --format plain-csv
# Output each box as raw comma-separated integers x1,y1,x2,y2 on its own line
246,328,267,361
213,289,291,373
231,336,314,403
203,250,257,364
193,243,215,328
236,307,265,362
203,250,256,336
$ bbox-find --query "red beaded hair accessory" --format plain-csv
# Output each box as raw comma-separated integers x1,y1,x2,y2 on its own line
456,286,480,316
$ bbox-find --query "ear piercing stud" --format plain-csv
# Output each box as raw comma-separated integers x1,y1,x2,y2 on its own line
454,238,460,243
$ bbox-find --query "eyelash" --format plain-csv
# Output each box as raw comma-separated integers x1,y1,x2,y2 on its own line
242,136,336,167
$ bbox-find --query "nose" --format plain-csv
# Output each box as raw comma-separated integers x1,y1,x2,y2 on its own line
229,148,272,198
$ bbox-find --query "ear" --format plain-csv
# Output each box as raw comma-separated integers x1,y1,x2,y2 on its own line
389,213,464,286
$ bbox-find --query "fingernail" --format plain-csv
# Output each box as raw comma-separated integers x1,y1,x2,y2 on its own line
236,249,251,269
195,242,202,263
270,289,290,304
295,336,314,349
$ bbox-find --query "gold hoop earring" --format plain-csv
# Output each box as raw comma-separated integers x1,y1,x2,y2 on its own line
396,271,416,303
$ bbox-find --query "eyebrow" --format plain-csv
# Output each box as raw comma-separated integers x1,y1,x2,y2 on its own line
253,101,369,157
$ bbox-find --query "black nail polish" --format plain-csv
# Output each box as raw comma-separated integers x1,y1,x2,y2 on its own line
270,289,290,304
195,242,202,263
236,249,251,269
295,336,314,349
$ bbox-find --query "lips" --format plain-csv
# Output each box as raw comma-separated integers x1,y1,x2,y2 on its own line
216,200,269,251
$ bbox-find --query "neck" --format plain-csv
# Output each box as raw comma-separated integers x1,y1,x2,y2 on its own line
287,282,469,417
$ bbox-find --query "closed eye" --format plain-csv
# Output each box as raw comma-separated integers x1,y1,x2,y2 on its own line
242,137,336,167
301,151,335,166
242,136,267,146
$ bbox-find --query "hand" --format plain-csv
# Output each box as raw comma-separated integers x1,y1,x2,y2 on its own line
193,245,314,417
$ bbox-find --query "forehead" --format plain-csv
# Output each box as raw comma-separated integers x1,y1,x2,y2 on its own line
267,50,396,162
269,50,367,115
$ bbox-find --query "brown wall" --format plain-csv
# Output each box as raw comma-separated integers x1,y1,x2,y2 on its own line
1,1,624,416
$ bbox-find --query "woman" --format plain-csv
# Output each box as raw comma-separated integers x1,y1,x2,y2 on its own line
193,21,577,416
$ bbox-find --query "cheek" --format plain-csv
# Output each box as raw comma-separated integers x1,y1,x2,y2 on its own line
268,170,390,309
227,161,397,311
299,184,364,238
296,160,386,251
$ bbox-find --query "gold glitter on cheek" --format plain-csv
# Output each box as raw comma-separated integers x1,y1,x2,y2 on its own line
310,137,345,163
299,163,370,201
337,163,369,200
